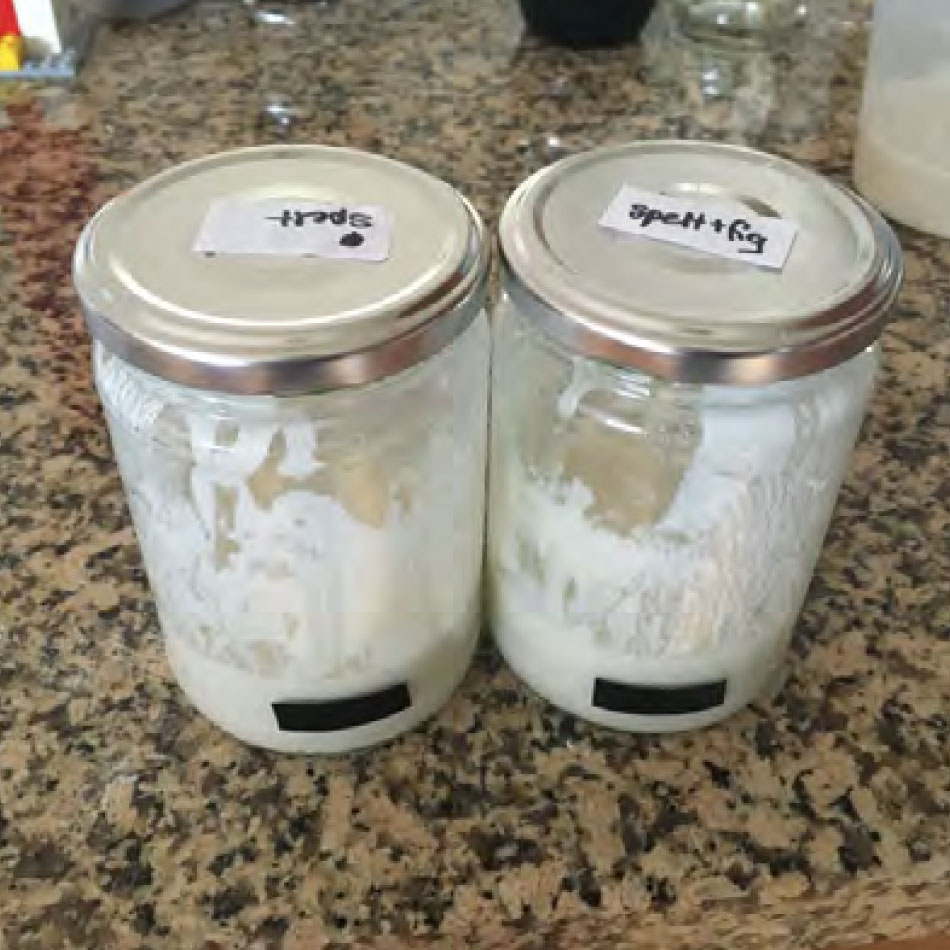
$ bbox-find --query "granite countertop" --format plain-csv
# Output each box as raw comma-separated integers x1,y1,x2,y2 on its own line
1,0,948,947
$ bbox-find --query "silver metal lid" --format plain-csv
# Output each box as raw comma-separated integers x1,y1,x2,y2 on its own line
74,145,488,395
499,141,902,385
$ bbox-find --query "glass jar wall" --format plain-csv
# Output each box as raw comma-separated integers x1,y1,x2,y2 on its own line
488,298,876,731
96,315,489,752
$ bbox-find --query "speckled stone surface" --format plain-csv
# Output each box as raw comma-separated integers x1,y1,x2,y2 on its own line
0,0,948,947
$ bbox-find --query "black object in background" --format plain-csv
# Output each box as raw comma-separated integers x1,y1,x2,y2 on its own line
518,0,657,48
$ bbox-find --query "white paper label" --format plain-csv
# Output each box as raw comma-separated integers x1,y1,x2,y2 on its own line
194,198,392,262
598,185,798,270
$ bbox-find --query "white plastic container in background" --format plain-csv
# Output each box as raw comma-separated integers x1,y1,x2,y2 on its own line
492,141,902,733
74,145,490,753
854,0,950,237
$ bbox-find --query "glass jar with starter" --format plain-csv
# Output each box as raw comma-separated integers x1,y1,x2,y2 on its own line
491,140,902,733
74,145,490,753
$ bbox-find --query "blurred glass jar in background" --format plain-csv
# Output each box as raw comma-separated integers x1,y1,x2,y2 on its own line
242,0,337,128
641,0,849,152
641,11,779,143
669,0,804,47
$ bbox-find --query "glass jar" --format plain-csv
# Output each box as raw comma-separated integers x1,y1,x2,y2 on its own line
74,145,490,753
668,0,804,48
493,141,902,733
241,0,339,128
854,0,950,238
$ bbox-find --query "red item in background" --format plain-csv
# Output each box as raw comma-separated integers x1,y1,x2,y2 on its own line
0,0,21,37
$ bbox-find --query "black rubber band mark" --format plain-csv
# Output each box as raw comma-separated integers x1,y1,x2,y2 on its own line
273,683,411,732
592,678,727,716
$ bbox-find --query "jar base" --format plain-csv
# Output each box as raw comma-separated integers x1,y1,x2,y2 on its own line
165,623,478,753
492,601,790,733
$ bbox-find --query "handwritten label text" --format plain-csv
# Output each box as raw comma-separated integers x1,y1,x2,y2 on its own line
194,198,392,261
598,185,798,270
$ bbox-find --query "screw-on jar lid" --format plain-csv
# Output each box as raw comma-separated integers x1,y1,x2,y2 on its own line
74,145,487,395
499,141,902,385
